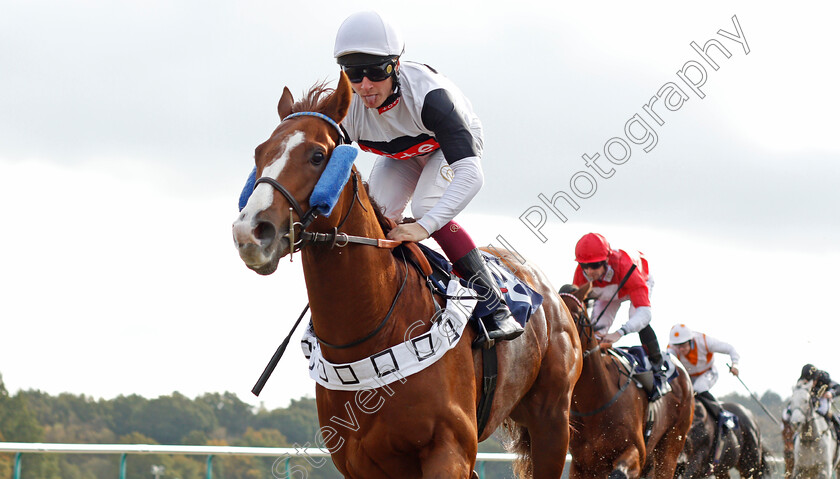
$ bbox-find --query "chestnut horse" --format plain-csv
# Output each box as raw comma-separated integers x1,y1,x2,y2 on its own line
783,419,796,478
678,401,770,479
232,72,582,478
558,283,693,479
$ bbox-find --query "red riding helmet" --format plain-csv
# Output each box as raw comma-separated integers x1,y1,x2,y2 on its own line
575,233,611,263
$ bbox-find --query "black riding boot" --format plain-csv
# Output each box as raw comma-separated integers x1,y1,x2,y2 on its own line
696,391,727,465
696,390,723,420
640,325,670,400
453,248,524,348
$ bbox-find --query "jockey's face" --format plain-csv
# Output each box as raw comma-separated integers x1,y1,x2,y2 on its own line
675,341,691,356
350,75,395,109
581,262,607,282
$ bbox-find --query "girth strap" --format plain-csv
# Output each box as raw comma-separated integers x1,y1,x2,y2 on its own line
476,344,498,438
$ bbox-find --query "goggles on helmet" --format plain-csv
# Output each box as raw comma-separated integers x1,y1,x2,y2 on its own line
341,59,396,83
579,261,607,270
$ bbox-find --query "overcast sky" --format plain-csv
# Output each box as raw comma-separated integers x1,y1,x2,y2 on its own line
2,1,839,414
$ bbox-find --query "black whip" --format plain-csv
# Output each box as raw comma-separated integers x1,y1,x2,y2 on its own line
251,304,309,396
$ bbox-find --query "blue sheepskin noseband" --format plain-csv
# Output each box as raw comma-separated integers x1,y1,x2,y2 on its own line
308,144,358,217
238,144,358,217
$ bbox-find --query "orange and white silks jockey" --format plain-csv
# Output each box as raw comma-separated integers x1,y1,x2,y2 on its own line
667,324,740,394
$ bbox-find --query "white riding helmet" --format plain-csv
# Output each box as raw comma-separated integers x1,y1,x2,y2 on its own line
669,324,694,346
334,11,405,65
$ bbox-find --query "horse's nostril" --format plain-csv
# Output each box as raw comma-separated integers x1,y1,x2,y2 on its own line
254,220,276,242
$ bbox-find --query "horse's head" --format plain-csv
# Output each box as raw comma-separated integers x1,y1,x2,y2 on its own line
558,283,596,345
788,379,816,427
232,73,354,275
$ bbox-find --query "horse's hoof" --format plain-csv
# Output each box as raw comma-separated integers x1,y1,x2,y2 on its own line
607,470,628,479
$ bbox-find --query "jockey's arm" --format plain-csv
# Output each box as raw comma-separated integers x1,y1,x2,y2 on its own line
415,86,484,235
616,305,651,337
817,397,831,416
705,334,741,370
415,156,483,235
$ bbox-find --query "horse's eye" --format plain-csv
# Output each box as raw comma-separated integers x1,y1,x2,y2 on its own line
311,151,326,166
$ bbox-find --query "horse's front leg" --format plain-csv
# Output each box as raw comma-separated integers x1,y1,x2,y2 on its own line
713,469,732,479
527,415,572,478
418,429,476,479
607,447,642,479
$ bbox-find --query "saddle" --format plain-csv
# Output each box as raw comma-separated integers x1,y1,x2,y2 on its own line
696,394,738,430
605,348,676,441
612,346,676,401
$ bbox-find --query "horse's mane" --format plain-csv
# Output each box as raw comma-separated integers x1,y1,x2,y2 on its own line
292,81,335,114
362,181,399,235
291,81,402,238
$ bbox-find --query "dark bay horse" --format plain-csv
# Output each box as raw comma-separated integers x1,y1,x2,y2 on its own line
559,283,693,479
232,72,582,478
678,400,770,479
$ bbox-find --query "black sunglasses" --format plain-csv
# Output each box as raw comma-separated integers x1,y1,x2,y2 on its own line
579,261,606,270
342,60,395,83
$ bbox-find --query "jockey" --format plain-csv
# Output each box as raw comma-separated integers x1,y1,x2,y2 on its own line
333,11,523,347
790,364,840,438
572,232,669,399
667,323,740,422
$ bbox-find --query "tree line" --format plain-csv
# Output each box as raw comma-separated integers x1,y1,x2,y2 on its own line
0,372,337,478
0,372,788,478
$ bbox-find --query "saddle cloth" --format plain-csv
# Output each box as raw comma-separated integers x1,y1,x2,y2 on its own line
416,243,543,326
301,278,476,391
613,346,679,397
300,247,545,391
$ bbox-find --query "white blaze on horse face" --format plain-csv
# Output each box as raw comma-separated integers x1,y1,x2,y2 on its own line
241,131,305,218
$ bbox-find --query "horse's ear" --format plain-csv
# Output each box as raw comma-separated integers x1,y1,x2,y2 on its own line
278,87,294,119
321,71,353,123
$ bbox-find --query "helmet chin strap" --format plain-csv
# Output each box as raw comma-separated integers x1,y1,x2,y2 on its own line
377,84,401,110
375,60,401,109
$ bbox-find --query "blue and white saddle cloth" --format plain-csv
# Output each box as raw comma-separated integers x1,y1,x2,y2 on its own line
418,244,543,326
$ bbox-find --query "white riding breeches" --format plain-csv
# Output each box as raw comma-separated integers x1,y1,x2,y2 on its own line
692,366,719,394
368,149,451,223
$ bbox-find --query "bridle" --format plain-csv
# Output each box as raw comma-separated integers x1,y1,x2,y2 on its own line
253,111,401,261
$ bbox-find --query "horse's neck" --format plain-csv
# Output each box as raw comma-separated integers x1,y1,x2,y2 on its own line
301,182,406,361
576,330,617,396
